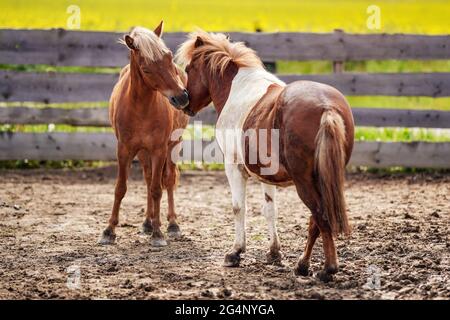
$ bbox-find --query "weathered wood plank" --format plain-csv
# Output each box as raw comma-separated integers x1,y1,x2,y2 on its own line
279,73,450,97
1,132,449,168
0,106,110,126
352,108,450,128
1,29,449,66
0,71,118,103
2,70,449,103
351,141,450,168
194,108,450,128
0,132,116,161
1,106,450,128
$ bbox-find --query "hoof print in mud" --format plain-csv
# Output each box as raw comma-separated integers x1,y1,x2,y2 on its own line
98,229,116,245
223,252,241,267
316,270,334,283
167,223,182,238
142,220,153,235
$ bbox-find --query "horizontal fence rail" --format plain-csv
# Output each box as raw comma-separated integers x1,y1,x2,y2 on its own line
1,29,449,168
1,106,450,129
1,132,449,168
1,29,450,66
2,70,450,103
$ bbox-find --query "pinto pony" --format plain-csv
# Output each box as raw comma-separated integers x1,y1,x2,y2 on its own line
175,31,354,281
99,22,189,247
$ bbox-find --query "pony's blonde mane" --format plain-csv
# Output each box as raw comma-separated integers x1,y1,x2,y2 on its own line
175,30,263,75
119,26,169,61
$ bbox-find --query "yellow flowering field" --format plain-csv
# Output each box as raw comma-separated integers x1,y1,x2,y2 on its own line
0,0,449,34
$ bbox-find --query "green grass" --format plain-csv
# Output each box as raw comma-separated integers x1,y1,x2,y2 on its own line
2,123,448,143
355,127,450,142
277,60,450,74
0,64,121,74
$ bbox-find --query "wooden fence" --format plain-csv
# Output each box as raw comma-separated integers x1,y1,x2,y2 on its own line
0,29,449,168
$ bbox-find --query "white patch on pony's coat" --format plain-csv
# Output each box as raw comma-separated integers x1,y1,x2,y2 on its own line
225,163,247,253
217,67,284,261
261,183,280,252
215,67,285,164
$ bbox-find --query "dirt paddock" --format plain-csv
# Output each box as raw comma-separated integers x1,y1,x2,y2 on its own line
0,167,448,300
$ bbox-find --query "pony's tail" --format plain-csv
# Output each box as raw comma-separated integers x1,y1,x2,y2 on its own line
314,109,350,236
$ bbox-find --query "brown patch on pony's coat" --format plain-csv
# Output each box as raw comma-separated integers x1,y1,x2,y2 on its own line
314,109,350,236
241,84,292,186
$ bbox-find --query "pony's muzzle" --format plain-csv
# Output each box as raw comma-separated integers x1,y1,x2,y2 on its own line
169,89,189,109
182,107,196,117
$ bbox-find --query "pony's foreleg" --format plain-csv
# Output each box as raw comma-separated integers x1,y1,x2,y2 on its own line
149,150,168,247
138,150,153,235
165,143,182,238
223,163,248,267
165,161,182,238
99,143,133,245
261,183,282,264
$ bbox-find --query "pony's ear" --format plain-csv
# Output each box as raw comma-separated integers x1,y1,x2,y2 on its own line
124,35,136,50
194,36,204,48
154,20,164,38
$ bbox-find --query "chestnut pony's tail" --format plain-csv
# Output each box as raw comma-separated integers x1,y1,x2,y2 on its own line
314,109,350,236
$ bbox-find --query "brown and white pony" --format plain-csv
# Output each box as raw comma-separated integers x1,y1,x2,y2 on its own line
175,31,354,281
99,22,189,247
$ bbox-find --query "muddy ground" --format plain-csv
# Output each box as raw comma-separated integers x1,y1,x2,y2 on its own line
0,166,448,300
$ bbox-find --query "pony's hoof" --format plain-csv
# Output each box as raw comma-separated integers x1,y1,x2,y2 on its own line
98,229,116,245
325,264,339,275
151,237,168,247
142,220,153,235
294,262,311,277
266,250,283,265
223,252,241,267
151,230,167,247
167,222,182,238
316,270,334,283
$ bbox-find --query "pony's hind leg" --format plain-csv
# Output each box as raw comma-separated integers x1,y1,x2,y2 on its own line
295,216,320,276
293,178,339,282
223,163,248,267
99,143,133,245
138,150,153,235
164,158,182,238
315,224,339,282
261,183,282,264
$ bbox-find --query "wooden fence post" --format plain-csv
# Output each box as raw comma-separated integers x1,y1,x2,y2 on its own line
333,29,345,73
264,61,277,73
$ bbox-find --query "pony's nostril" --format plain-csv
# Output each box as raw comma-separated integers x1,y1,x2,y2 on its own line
179,90,189,107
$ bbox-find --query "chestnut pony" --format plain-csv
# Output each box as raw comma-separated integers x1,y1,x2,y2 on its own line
175,31,354,281
99,22,189,247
